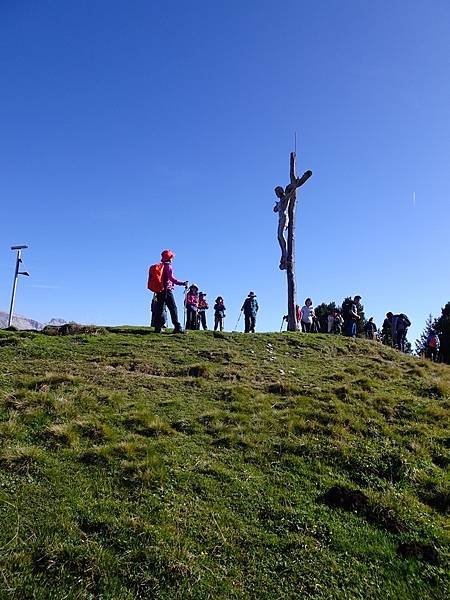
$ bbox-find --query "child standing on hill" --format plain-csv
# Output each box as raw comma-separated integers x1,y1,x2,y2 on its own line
214,296,226,331
197,292,209,330
185,284,199,330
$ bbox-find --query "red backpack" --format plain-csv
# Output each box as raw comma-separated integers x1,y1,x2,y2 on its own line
428,335,437,349
147,263,165,293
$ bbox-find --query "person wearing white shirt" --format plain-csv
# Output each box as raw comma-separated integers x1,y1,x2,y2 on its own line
301,298,315,333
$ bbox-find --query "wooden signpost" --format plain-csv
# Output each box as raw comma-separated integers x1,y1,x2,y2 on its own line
274,152,312,331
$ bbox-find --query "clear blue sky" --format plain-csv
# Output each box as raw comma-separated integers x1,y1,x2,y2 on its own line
1,1,449,343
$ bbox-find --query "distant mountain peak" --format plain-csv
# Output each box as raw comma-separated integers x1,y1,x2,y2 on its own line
47,318,68,326
0,312,71,331
0,311,44,330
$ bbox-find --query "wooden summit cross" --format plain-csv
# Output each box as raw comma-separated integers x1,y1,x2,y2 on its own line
274,152,312,331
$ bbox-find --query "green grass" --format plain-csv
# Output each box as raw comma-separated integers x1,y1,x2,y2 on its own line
0,328,448,599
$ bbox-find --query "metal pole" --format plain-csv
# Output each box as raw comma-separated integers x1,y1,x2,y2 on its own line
183,286,188,330
7,245,29,328
8,249,21,328
233,310,243,332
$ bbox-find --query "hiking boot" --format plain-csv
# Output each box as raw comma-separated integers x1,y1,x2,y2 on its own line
172,327,186,335
154,328,162,334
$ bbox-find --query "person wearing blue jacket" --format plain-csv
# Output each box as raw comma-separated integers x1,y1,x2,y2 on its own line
242,291,259,333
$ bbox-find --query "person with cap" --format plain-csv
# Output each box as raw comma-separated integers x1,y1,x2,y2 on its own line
242,291,259,333
154,249,188,334
185,283,199,330
197,292,209,330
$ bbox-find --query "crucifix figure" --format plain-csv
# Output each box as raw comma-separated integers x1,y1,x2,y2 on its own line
274,152,312,331
274,169,312,271
273,186,290,270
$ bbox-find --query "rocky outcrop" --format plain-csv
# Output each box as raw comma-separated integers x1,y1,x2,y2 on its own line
42,323,106,336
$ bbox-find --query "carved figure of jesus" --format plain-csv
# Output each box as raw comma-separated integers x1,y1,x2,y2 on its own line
273,186,289,270
273,170,312,270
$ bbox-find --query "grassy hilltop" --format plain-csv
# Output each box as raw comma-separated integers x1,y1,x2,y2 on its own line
0,327,449,599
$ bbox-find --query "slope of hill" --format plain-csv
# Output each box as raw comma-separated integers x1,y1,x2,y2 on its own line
0,328,448,599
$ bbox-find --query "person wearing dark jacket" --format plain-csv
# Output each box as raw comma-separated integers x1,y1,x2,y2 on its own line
343,295,361,337
242,291,259,333
214,297,226,331
386,312,411,352
364,317,377,340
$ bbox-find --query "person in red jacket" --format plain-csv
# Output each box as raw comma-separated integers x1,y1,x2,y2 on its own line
154,249,187,334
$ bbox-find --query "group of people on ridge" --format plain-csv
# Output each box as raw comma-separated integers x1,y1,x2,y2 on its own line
184,284,226,331
297,296,364,337
148,250,259,334
296,296,413,354
147,251,416,355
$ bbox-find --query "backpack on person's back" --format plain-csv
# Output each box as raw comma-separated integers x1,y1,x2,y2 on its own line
428,333,439,349
342,298,353,320
397,313,411,330
147,263,165,293
244,297,258,316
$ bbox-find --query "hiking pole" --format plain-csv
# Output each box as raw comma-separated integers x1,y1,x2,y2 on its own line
183,284,188,330
280,315,287,333
233,310,243,332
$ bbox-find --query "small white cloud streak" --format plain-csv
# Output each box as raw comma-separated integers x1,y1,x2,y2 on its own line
29,284,62,289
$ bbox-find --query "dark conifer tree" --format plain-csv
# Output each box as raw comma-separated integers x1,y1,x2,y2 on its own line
314,302,336,333
434,301,450,364
356,301,367,336
415,314,434,356
404,340,413,355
